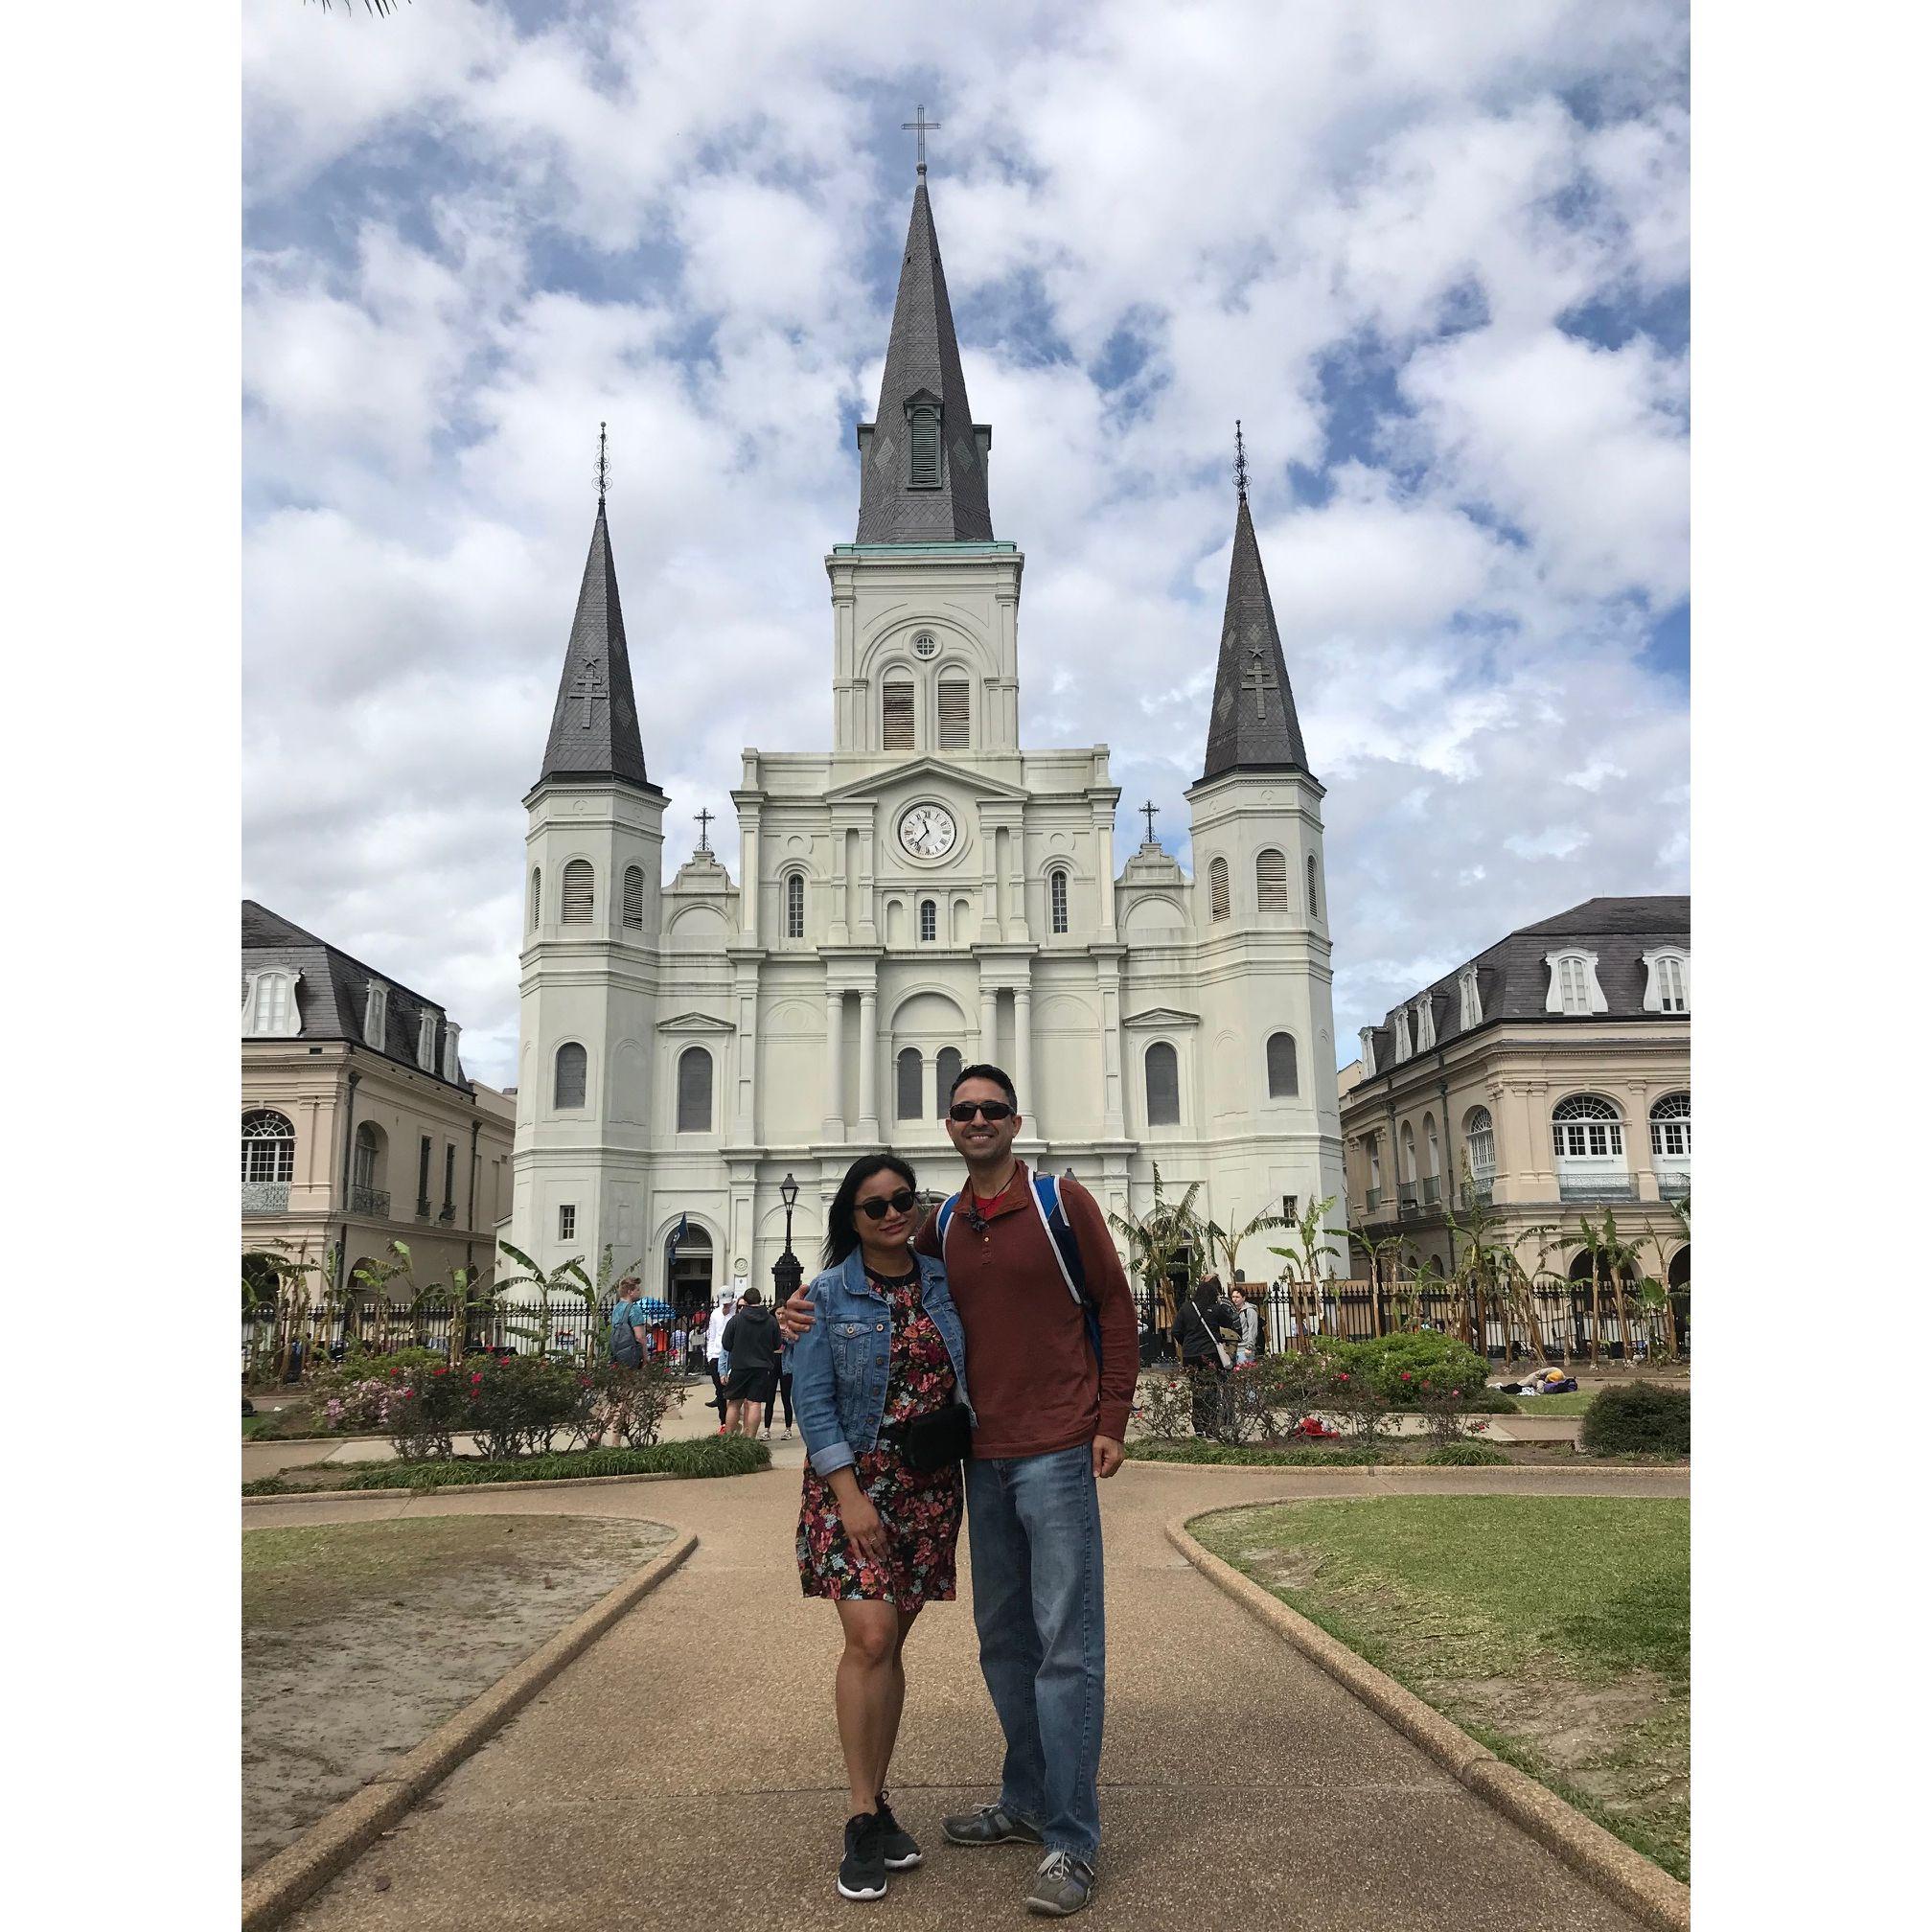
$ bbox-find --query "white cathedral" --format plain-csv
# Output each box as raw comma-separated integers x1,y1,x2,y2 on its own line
506,165,1346,1307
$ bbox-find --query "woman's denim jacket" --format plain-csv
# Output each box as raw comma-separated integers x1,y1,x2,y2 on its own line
792,1247,973,1480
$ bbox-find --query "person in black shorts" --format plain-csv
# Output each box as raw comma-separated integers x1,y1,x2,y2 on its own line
722,1286,781,1438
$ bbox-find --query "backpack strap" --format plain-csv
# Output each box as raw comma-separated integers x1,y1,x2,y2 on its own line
1029,1174,1103,1368
935,1191,961,1256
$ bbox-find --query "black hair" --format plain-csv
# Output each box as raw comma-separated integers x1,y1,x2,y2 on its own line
740,1285,762,1306
822,1153,921,1268
949,1061,1018,1107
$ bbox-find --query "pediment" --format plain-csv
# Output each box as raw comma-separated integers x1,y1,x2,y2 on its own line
824,755,1032,806
656,1012,736,1035
1122,1006,1201,1030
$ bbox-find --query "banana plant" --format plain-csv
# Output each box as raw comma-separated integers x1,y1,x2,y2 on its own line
348,1239,426,1353
1108,1164,1206,1335
1199,1206,1291,1294
1575,1211,1646,1368
494,1240,597,1358
254,1238,344,1382
1266,1194,1340,1350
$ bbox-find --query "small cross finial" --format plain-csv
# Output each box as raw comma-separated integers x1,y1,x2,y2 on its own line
902,103,940,176
1139,799,1161,846
695,808,715,854
595,421,609,508
1242,649,1276,719
568,657,608,729
1233,420,1249,501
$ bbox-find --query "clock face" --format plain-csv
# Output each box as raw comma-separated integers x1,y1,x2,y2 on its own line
899,803,957,860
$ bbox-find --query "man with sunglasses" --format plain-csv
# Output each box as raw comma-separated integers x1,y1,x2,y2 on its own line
780,1064,1137,1918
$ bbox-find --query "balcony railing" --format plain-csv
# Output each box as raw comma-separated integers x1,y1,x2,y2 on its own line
1656,1167,1691,1202
1397,1182,1419,1220
241,1182,289,1214
1421,1176,1440,1205
350,1184,390,1218
1460,1176,1494,1208
1558,1171,1637,1203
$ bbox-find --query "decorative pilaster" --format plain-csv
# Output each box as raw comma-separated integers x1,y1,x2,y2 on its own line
857,986,881,1141
822,988,845,1140
978,982,998,1056
733,964,760,1141
1096,957,1124,1136
1013,984,1034,1119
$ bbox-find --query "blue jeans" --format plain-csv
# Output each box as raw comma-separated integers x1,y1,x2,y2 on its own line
964,1444,1106,1864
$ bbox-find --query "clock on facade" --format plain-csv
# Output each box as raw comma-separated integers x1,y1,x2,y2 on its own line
899,803,957,859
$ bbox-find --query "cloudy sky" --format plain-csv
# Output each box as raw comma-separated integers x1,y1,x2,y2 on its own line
242,0,1689,1087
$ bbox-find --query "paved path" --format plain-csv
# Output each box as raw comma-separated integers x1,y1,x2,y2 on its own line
255,1463,1686,1931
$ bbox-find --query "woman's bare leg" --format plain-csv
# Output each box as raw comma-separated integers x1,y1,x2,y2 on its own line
874,1604,922,1799
833,1600,901,1816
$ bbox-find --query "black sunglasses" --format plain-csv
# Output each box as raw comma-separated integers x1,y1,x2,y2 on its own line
948,1100,1015,1122
856,1188,919,1222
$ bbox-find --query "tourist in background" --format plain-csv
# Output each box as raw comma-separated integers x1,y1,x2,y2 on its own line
1229,1285,1260,1366
1175,1275,1237,1438
722,1286,781,1438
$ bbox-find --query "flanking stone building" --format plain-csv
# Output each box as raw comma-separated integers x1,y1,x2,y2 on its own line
506,167,1346,1306
1340,895,1690,1307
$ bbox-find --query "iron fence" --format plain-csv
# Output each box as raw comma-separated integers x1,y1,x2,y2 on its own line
1132,1276,1687,1365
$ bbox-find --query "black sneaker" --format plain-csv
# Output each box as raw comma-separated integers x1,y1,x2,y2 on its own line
875,1790,922,1870
941,1802,1045,1848
838,1811,887,1901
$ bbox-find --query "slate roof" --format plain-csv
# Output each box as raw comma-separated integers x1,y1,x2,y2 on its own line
855,177,995,543
1354,895,1690,1079
1200,491,1312,781
242,900,471,1090
537,499,655,792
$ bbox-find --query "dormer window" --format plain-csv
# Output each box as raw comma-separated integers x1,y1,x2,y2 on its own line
908,402,941,488
363,980,389,1048
441,1022,462,1084
1642,948,1690,1014
1544,950,1607,1016
1392,1007,1414,1062
1359,1026,1378,1079
1458,965,1484,1031
1414,997,1436,1051
416,1011,438,1071
242,969,302,1038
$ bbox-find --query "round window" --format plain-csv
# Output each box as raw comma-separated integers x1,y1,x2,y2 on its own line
911,632,938,659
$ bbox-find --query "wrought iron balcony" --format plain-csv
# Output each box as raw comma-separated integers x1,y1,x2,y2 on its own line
241,1182,289,1214
1558,1172,1638,1203
1397,1183,1419,1220
1656,1168,1691,1202
1460,1177,1494,1208
350,1184,390,1217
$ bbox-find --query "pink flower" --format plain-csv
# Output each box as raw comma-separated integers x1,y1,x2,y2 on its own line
1400,1371,1413,1382
1451,1389,1461,1398
401,1388,414,1397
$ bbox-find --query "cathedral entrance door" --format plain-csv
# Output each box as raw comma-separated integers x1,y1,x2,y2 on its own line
668,1225,714,1318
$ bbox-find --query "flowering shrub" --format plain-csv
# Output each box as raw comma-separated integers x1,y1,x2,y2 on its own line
594,1357,687,1449
1132,1368,1196,1442
1311,1332,1491,1443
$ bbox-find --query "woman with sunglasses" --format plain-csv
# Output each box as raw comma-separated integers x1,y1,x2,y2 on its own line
792,1152,973,1904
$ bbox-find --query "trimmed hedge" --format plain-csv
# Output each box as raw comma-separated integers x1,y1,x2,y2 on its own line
1424,1439,1510,1465
242,1435,767,1496
1124,1439,1383,1468
1579,1383,1690,1457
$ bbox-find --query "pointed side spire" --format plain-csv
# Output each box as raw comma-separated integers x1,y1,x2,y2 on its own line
1200,464,1312,782
537,477,653,792
855,175,994,543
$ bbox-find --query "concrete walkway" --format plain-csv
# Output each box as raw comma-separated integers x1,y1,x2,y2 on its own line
254,1461,1684,1931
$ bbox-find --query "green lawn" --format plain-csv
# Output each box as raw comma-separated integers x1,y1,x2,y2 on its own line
1195,1495,1689,1881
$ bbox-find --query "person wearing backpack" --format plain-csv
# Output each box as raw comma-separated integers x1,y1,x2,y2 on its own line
601,1277,650,1446
779,1064,1137,1920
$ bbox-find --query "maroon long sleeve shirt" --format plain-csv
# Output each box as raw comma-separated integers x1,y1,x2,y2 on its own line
913,1162,1138,1460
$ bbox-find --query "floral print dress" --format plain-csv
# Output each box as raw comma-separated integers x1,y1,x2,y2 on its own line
797,1265,963,1612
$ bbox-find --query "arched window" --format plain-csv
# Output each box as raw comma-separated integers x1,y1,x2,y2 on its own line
241,1110,295,1184
883,680,915,750
1265,1031,1298,1097
896,1047,923,1120
918,898,937,943
1256,849,1288,912
1399,1121,1417,1183
1048,869,1070,935
1463,1107,1496,1181
938,678,970,748
1306,855,1320,919
1424,1115,1441,1191
554,1043,587,1110
561,860,594,925
785,871,805,939
622,865,645,930
1145,1042,1181,1126
1552,1093,1628,1198
1208,857,1230,922
934,1047,962,1116
353,1122,380,1192
529,867,541,931
676,1046,713,1133
1649,1092,1691,1160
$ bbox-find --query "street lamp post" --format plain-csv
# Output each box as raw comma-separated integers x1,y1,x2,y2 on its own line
771,1171,804,1307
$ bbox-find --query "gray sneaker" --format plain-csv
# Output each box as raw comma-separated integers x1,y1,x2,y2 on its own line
941,1803,1044,1848
1025,1850,1094,1917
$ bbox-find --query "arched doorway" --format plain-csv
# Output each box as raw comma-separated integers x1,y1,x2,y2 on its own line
1668,1244,1690,1351
665,1221,714,1319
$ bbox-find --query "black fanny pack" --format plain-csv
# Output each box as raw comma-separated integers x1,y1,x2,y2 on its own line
895,1401,973,1473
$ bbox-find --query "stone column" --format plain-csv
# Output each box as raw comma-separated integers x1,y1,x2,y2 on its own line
1013,984,1034,1122
740,816,761,943
979,827,1001,942
821,988,845,1140
1005,823,1028,942
857,827,878,946
1625,1081,1658,1201
733,968,760,1143
978,982,999,1058
857,985,881,1141
1096,817,1116,936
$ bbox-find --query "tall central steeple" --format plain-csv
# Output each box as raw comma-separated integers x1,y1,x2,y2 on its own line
1200,427,1311,780
855,171,994,543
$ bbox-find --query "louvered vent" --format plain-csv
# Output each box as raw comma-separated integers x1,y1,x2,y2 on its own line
909,407,940,486
938,678,970,748
554,1044,586,1109
1257,850,1288,911
561,861,594,925
1209,858,1230,922
622,865,644,930
883,683,914,750
1266,1031,1299,1097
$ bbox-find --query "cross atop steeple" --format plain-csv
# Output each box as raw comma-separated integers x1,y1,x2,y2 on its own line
695,808,714,854
902,104,940,176
1139,799,1161,846
595,421,609,509
1233,419,1249,502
